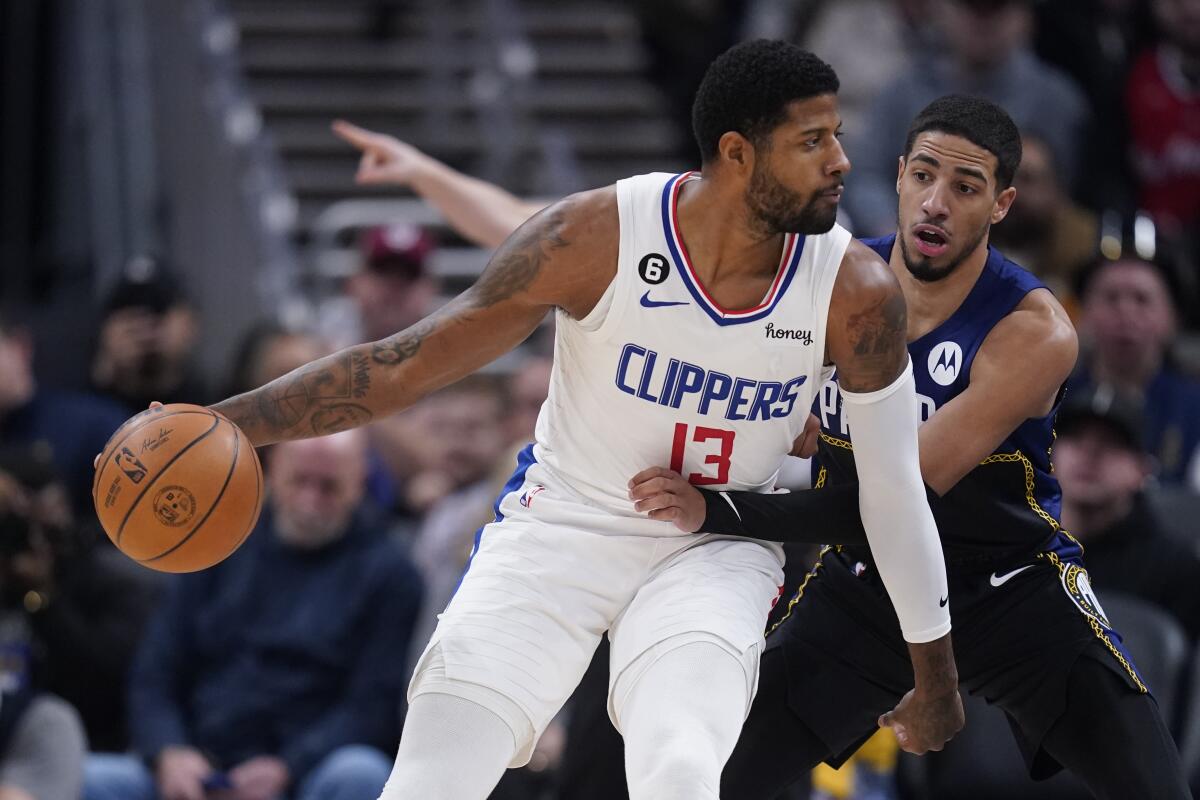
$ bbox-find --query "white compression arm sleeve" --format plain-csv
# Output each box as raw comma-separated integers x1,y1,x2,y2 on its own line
841,359,951,643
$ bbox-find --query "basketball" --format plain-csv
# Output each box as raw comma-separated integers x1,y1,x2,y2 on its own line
92,403,263,573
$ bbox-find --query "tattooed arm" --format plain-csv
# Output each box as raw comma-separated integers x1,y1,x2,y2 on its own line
826,239,962,754
212,188,618,445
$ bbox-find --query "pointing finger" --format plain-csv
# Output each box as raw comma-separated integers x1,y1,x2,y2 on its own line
332,119,379,149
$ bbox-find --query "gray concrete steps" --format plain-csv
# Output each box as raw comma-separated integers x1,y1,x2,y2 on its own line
238,38,646,78
230,2,637,39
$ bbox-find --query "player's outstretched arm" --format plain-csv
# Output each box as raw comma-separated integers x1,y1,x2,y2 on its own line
212,189,616,447
826,239,962,753
333,120,546,249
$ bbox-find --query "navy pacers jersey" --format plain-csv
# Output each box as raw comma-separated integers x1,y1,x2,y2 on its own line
815,234,1067,566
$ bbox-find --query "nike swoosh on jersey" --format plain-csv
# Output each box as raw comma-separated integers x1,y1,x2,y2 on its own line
639,291,689,308
989,564,1036,587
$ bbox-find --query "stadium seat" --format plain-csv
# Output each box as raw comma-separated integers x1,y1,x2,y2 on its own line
1176,640,1200,793
1146,484,1200,550
1102,593,1189,724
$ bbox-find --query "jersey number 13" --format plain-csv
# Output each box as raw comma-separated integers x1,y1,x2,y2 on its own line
670,423,735,485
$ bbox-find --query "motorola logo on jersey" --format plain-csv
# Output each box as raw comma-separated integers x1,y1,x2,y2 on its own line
638,253,670,285
927,341,963,386
615,343,808,421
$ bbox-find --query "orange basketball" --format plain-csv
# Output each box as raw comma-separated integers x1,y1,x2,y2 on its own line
92,403,263,573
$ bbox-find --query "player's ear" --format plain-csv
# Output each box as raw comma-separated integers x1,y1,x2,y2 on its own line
895,156,906,195
718,131,755,176
990,185,1017,225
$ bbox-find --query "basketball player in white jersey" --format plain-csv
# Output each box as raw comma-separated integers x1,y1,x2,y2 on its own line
204,41,962,799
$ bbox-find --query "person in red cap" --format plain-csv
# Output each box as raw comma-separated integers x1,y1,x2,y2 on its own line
347,224,438,344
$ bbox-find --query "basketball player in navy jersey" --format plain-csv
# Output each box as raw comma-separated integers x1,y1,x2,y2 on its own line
189,42,965,800
630,95,1191,799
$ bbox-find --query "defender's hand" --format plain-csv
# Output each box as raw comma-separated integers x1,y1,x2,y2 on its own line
628,467,705,532
333,119,432,186
878,685,964,754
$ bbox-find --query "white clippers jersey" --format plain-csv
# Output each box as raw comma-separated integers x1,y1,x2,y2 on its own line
532,171,850,533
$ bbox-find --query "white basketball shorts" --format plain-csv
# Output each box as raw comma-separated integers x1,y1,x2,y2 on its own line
408,445,785,766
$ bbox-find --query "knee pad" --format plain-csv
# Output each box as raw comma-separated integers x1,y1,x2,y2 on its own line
609,633,760,734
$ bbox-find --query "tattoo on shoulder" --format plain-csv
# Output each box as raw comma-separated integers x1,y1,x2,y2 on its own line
841,289,907,392
849,289,905,356
469,206,571,308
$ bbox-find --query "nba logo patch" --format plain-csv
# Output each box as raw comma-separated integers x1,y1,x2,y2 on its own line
927,341,963,386
519,485,546,508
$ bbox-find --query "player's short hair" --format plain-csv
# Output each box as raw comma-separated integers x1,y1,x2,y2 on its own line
903,95,1023,189
691,40,839,163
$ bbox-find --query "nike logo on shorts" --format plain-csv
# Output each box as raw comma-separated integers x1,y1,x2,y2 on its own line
640,291,689,308
989,564,1035,588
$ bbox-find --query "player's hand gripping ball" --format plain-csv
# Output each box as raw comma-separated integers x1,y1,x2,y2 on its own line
92,404,263,572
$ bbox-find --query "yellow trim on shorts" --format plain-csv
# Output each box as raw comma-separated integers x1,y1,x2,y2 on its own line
767,545,831,636
763,465,831,636
1037,550,1147,694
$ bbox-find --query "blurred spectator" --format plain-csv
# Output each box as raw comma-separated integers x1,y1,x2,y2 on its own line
347,224,437,345
331,225,442,514
0,690,86,800
1054,387,1200,641
505,355,552,447
1125,0,1200,237
406,372,566,800
792,0,932,137
225,321,331,398
635,0,749,159
408,376,511,659
221,320,410,516
0,458,90,800
844,0,1090,235
1068,254,1200,487
83,431,424,800
90,257,208,417
990,134,1098,308
810,728,898,800
0,311,127,517
1032,0,1154,214
0,446,161,754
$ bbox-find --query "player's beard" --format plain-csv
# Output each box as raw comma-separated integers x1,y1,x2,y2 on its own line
898,217,991,283
746,161,839,236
